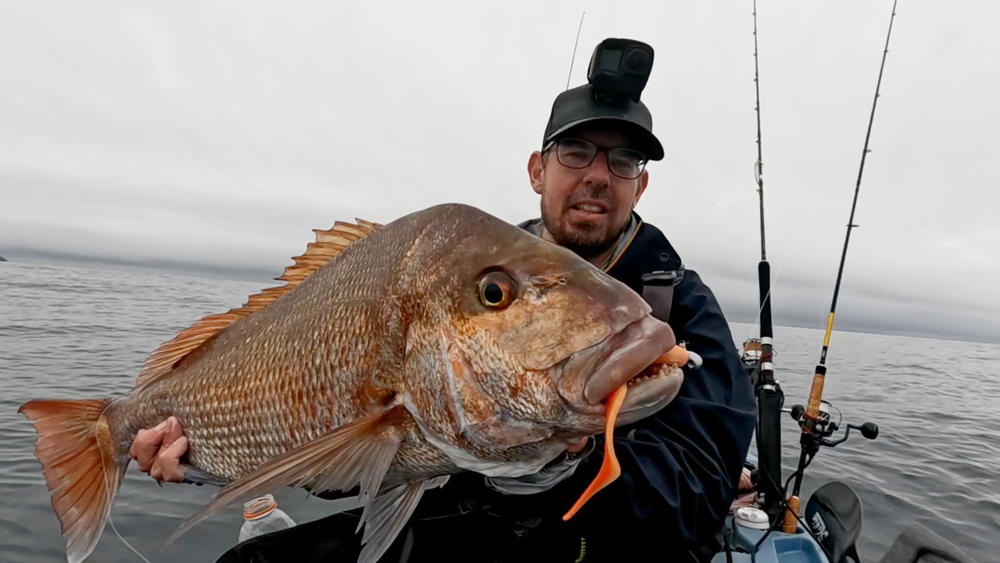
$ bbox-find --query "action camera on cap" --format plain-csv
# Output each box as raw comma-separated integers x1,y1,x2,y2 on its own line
587,38,654,103
541,37,664,161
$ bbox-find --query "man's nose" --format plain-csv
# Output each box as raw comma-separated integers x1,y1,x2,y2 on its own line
582,150,612,187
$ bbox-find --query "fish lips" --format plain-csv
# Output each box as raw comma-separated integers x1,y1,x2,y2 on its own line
558,314,682,417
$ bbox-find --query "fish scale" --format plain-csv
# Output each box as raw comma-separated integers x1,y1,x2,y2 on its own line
19,203,683,563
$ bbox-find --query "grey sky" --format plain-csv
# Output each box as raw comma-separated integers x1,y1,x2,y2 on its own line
2,1,998,343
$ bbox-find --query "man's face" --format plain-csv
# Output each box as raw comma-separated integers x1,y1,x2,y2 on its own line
528,128,649,259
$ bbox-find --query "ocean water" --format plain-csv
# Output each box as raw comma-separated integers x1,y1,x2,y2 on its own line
1,261,997,562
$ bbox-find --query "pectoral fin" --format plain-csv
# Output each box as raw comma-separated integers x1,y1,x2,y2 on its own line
168,403,407,545
357,476,448,563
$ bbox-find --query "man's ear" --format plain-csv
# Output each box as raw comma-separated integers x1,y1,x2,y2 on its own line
528,151,545,195
632,169,649,208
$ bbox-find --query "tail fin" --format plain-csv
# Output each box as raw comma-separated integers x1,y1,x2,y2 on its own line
19,398,123,563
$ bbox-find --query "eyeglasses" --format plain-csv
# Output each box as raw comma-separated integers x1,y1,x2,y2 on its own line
544,138,648,180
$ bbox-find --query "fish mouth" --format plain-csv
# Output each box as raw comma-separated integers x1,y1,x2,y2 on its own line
558,315,683,417
617,361,684,415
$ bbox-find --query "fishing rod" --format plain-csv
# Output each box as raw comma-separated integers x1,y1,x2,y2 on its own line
749,0,785,523
782,0,897,532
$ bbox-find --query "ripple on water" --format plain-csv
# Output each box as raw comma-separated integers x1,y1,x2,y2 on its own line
4,263,999,562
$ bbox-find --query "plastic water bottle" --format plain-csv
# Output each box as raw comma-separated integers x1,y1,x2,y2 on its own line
238,493,296,542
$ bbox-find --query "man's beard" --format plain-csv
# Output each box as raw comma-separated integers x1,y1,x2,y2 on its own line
541,207,620,260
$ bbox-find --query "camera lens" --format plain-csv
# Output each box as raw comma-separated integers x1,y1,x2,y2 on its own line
625,49,652,75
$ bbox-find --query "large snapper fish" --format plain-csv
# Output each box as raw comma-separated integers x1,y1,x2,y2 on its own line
20,204,684,563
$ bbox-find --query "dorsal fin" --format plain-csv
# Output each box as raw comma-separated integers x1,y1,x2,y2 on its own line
134,218,381,390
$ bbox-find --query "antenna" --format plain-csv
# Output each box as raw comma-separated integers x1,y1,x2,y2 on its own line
566,11,586,90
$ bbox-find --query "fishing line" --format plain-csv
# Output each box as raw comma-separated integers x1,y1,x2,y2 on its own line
96,401,152,563
748,0,785,522
101,458,152,562
755,494,832,563
786,0,900,529
799,0,899,453
565,11,586,90
750,287,772,330
750,0,771,348
752,0,767,263
815,0,899,369
749,453,832,563
108,514,153,563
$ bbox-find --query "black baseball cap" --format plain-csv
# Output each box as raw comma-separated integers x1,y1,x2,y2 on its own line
542,85,664,161
541,37,664,162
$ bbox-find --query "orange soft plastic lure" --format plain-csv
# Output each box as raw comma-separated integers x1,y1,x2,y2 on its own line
562,346,688,521
562,383,628,521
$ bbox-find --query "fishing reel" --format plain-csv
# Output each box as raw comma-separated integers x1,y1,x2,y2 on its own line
786,400,879,452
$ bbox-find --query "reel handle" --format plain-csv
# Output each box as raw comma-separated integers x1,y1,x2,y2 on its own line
850,422,879,440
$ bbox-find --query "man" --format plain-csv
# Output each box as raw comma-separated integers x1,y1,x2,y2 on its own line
132,39,755,561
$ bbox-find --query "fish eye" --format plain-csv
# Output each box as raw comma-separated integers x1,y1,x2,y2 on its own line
478,271,515,309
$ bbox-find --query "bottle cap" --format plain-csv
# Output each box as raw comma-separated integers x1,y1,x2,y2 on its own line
242,494,277,520
734,506,770,530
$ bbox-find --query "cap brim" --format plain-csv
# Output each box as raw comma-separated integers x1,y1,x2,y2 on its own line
545,117,665,161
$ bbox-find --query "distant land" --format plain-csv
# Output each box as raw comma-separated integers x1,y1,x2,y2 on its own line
0,256,6,262
2,245,998,345
0,246,273,282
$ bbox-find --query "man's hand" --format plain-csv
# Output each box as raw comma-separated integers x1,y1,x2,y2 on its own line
565,437,590,454
484,437,595,496
730,467,756,509
129,416,188,482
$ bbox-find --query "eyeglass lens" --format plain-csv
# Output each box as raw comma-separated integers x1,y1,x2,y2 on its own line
554,138,647,179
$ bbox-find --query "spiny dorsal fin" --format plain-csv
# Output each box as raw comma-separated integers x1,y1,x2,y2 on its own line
134,218,381,391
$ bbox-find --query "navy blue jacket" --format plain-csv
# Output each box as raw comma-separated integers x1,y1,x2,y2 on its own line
218,218,756,563
566,218,756,555
429,218,758,560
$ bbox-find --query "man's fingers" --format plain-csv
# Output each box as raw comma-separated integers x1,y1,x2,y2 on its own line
154,435,188,483
738,467,753,491
130,419,169,472
149,457,163,481
161,416,185,447
132,416,187,482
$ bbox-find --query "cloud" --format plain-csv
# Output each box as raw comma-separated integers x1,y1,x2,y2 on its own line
1,1,998,343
